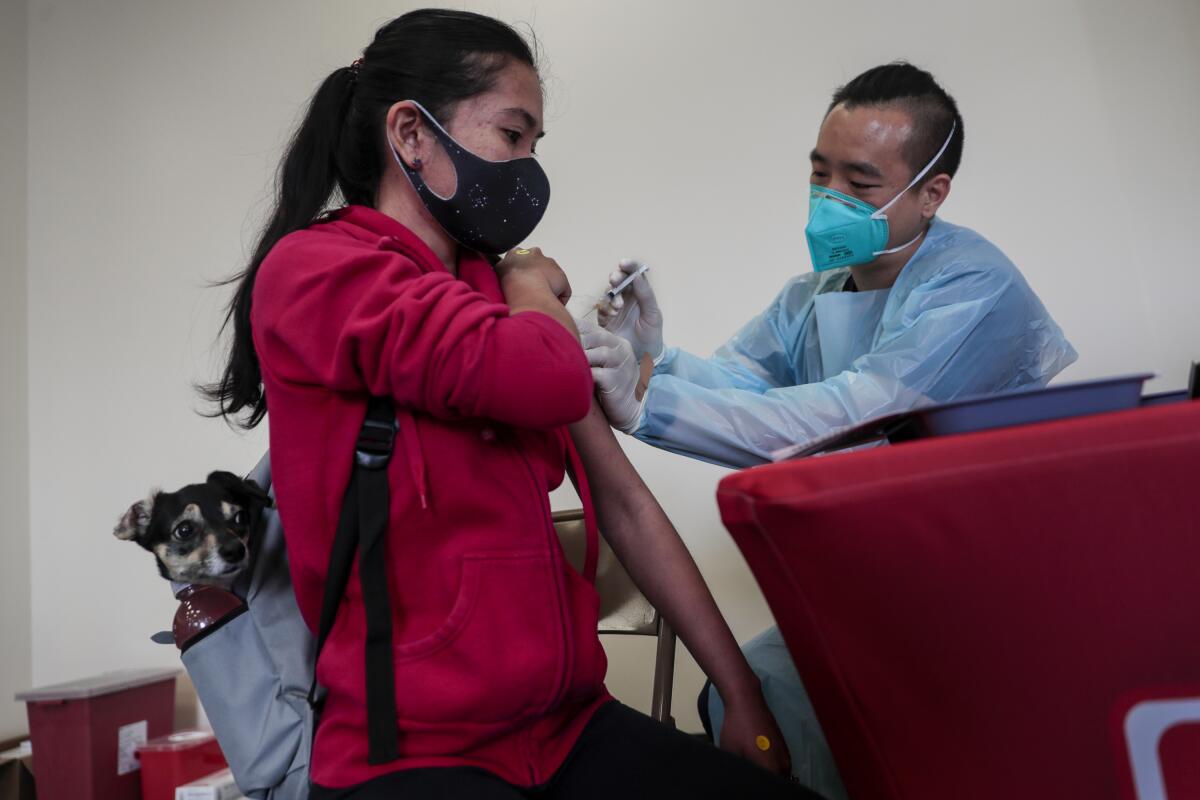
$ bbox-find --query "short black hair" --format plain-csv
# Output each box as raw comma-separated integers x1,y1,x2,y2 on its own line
828,62,964,183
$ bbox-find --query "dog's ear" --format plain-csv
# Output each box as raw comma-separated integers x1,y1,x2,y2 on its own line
207,471,273,508
242,478,273,508
114,492,157,541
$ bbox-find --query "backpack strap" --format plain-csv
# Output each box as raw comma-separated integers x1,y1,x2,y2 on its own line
308,396,400,765
356,398,400,765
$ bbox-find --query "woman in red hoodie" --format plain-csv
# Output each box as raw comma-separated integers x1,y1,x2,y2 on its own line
206,9,817,799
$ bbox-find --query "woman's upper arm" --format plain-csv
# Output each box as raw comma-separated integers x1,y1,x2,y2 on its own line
568,402,650,519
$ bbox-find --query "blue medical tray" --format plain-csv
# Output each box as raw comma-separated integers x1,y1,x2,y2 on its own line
1140,389,1190,407
776,373,1157,460
890,373,1152,441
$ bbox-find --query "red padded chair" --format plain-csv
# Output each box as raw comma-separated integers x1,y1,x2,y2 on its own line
718,402,1200,800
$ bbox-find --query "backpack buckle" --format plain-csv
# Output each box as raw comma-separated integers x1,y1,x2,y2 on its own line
355,417,396,470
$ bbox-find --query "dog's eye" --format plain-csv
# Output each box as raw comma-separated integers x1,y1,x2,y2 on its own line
172,522,196,541
232,510,248,526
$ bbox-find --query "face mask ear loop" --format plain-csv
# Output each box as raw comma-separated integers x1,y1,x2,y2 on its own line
406,99,453,143
387,100,464,201
874,231,924,256
387,125,457,203
870,120,958,220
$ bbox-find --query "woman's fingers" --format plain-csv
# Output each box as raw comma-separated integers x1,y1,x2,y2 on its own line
496,247,571,301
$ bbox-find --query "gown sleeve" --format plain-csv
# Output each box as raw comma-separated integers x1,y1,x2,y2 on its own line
635,263,1074,468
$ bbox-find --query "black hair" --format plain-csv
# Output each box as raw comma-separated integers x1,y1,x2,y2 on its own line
828,61,963,183
201,9,538,428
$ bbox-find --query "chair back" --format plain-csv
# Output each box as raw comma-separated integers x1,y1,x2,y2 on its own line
553,509,658,633
553,508,676,725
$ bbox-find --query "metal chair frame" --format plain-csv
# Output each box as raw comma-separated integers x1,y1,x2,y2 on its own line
551,508,677,726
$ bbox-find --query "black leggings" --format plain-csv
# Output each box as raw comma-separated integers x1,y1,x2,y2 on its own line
310,701,823,799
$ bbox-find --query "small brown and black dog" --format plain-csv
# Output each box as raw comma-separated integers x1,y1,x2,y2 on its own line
114,471,272,585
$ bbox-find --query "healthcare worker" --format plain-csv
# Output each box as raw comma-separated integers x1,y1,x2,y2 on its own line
584,63,1077,797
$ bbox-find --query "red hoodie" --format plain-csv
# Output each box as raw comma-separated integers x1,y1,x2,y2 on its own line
251,205,611,789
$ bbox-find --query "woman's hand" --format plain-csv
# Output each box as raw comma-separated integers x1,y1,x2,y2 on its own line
718,685,793,777
495,247,577,338
496,247,571,305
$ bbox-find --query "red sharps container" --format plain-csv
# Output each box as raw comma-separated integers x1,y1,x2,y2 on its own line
15,667,178,800
137,730,227,800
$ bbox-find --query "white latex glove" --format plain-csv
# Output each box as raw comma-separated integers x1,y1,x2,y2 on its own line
596,258,665,365
579,318,645,434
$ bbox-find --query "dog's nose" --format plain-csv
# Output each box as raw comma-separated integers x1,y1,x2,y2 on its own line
220,541,247,563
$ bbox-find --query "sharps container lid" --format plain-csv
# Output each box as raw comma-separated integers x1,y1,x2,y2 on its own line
15,667,179,702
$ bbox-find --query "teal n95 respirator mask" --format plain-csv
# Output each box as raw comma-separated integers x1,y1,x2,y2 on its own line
805,121,956,272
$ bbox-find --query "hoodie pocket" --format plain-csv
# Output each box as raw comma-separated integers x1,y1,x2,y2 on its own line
393,551,564,725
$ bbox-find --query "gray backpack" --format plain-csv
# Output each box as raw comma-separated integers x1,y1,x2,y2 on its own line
174,397,401,798
177,452,314,800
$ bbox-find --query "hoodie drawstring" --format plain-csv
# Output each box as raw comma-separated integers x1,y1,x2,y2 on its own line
395,412,429,510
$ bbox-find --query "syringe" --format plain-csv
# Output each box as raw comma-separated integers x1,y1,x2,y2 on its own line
582,262,650,319
605,263,650,301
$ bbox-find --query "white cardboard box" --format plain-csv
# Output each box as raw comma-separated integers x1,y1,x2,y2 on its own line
175,767,245,800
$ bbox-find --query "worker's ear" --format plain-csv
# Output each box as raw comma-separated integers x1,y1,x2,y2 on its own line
919,174,951,220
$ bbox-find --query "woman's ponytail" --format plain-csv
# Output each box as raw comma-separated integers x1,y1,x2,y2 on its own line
201,66,356,428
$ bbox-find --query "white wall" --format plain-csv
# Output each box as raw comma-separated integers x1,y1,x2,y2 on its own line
22,0,1200,737
1,0,32,740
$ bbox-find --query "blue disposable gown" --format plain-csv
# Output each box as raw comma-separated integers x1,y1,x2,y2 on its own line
634,217,1078,467
680,219,1077,797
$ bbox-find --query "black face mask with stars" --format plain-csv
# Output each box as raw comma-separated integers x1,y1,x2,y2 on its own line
389,100,550,255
